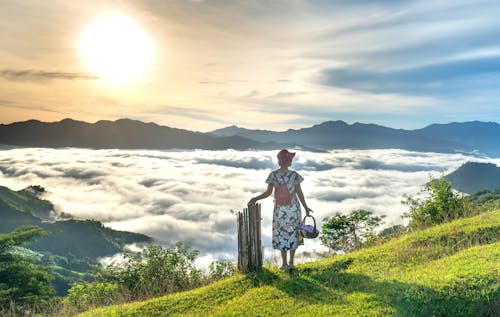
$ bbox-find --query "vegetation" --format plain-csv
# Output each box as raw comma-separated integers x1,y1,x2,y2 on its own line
402,176,474,228
1,177,499,316
64,243,236,315
0,185,151,295
321,209,384,252
92,243,203,297
468,189,500,213
0,226,55,313
79,209,500,317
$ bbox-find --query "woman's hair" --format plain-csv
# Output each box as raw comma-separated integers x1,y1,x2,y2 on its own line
277,149,295,167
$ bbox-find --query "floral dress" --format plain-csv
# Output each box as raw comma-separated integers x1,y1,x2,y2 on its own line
266,170,304,251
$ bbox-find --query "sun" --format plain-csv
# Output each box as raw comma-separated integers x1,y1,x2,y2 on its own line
79,13,153,84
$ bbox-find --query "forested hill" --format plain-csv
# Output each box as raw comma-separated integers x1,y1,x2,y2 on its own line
0,185,151,259
445,162,500,194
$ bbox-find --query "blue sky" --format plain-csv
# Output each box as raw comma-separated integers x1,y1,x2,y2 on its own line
0,0,499,131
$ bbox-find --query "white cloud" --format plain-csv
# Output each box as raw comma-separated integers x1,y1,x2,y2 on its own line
1,147,497,264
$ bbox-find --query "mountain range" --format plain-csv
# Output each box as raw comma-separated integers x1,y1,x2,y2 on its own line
0,118,309,151
1,118,499,156
212,120,500,157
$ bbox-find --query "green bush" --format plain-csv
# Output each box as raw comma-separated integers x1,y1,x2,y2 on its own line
207,260,236,282
67,282,126,311
321,209,384,252
66,243,238,314
94,242,203,298
402,177,475,228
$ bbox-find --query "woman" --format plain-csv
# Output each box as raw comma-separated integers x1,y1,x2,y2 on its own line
248,149,313,270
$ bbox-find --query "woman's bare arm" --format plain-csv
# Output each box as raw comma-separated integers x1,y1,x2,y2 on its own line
248,184,273,206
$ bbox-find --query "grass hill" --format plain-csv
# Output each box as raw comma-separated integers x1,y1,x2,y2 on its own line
79,209,500,317
445,162,500,194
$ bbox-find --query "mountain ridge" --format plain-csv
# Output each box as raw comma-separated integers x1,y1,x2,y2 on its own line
212,120,500,156
445,162,500,194
1,118,499,156
0,118,318,152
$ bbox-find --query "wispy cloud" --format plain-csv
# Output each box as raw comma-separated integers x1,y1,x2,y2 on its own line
1,147,496,262
0,69,98,82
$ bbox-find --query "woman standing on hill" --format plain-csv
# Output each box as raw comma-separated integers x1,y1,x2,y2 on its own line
248,149,313,270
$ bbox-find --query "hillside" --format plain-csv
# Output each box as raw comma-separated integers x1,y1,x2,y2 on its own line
445,162,500,194
0,185,152,294
0,185,151,258
80,210,500,317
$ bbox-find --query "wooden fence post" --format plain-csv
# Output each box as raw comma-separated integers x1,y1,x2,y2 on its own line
237,203,262,273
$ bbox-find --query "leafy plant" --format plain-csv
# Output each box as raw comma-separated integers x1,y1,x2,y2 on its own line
402,176,474,228
207,260,236,282
321,209,384,252
66,242,239,314
94,242,203,298
66,282,126,311
0,226,55,312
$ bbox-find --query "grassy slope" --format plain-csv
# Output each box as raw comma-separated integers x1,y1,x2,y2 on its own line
80,210,500,317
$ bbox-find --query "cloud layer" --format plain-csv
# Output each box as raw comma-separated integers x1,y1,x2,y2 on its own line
0,69,98,82
1,147,497,264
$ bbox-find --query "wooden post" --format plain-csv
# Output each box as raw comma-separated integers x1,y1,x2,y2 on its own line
237,203,262,273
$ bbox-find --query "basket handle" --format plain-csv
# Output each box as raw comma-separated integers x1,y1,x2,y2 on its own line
301,214,316,229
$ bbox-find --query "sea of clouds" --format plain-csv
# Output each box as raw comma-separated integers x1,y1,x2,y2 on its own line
1,147,498,267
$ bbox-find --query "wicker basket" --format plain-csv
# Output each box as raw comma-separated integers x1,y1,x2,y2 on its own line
299,215,319,239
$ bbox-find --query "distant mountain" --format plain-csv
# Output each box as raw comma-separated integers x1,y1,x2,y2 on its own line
1,118,499,156
0,118,305,151
445,162,500,194
212,120,499,155
414,121,500,157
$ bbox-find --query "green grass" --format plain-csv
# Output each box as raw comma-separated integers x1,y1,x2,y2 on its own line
79,210,500,317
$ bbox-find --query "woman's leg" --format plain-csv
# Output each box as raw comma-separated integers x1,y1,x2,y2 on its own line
289,250,295,268
280,250,287,267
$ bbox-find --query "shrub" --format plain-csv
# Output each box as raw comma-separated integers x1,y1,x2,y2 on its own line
94,242,203,298
402,177,475,228
207,260,236,282
321,209,384,252
66,282,127,311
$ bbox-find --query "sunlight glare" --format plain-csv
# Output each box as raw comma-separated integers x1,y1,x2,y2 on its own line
79,13,153,84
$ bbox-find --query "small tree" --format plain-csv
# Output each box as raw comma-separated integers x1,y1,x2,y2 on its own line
321,209,384,252
0,226,54,310
402,176,473,228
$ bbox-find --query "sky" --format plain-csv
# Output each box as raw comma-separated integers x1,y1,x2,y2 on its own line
1,0,500,132
2,147,497,266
